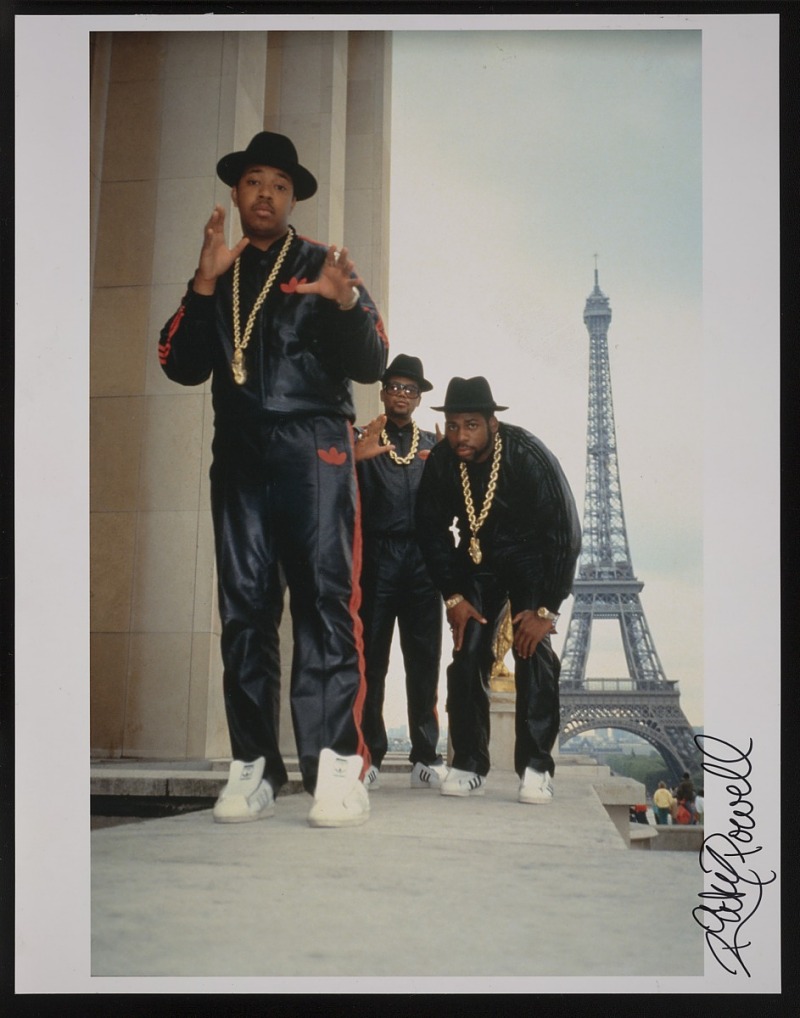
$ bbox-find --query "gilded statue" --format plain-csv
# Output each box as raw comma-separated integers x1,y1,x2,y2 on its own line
489,602,516,693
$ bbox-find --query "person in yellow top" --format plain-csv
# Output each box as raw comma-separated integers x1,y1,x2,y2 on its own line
652,781,675,825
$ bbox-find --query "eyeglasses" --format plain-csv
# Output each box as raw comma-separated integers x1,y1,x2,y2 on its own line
384,382,420,397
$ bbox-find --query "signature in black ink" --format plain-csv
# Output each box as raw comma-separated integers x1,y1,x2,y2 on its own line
691,734,776,977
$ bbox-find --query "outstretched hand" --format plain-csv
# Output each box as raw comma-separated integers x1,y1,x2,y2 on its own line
295,245,363,305
354,414,394,462
193,205,250,294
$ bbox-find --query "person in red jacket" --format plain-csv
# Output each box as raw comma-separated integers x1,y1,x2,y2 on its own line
159,132,388,828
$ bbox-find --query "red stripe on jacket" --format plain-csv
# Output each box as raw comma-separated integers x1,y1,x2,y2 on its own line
347,422,371,774
158,303,186,364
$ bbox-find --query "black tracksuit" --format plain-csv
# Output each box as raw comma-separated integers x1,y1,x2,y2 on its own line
158,230,388,793
416,423,581,778
356,420,443,769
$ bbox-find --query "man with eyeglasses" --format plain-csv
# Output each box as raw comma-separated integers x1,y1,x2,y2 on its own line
355,354,448,790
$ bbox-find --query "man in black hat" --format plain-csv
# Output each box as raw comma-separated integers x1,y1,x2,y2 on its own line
158,131,388,828
355,354,448,791
416,377,581,803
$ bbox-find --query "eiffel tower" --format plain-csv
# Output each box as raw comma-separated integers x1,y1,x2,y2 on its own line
558,265,700,780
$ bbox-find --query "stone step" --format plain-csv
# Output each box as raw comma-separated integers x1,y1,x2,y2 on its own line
90,752,413,801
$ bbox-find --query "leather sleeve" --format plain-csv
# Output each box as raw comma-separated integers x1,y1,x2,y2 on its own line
320,283,389,384
509,430,582,611
158,285,217,387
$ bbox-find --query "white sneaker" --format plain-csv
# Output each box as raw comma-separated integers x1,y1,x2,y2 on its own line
308,748,370,828
410,761,449,789
363,765,380,790
213,757,275,823
518,768,554,804
440,768,486,797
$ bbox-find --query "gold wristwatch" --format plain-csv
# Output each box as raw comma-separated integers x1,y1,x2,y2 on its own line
537,607,559,622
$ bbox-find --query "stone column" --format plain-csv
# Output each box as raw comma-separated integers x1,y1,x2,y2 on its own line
90,31,269,761
264,30,390,424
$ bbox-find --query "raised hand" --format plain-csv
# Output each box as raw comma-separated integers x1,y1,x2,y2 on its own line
295,245,363,305
193,205,250,294
354,414,394,462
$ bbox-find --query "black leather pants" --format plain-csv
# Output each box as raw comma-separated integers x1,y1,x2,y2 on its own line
359,536,443,768
446,569,561,778
210,414,368,794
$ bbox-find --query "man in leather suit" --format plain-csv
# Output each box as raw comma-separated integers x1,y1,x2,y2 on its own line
355,354,447,791
159,132,388,828
416,376,581,804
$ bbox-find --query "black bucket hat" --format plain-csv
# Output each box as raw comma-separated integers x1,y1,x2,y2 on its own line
216,131,318,200
381,354,433,393
432,376,508,413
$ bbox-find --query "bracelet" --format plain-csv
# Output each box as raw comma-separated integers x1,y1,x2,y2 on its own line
444,594,464,610
337,286,360,311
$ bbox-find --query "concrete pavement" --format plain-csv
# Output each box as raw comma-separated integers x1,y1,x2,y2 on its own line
91,763,704,978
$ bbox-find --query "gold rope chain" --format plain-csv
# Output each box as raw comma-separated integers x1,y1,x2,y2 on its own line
380,420,420,466
459,429,503,564
231,226,295,385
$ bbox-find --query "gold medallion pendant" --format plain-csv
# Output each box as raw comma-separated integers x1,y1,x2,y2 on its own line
231,348,247,385
469,536,482,565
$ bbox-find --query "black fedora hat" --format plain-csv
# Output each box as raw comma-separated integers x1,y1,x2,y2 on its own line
381,354,433,393
432,376,508,413
216,131,318,200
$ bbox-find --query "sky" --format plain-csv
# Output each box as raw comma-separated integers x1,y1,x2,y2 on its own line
381,29,704,730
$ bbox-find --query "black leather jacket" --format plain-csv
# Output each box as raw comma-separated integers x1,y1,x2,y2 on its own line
416,422,581,611
357,419,438,538
159,230,388,423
